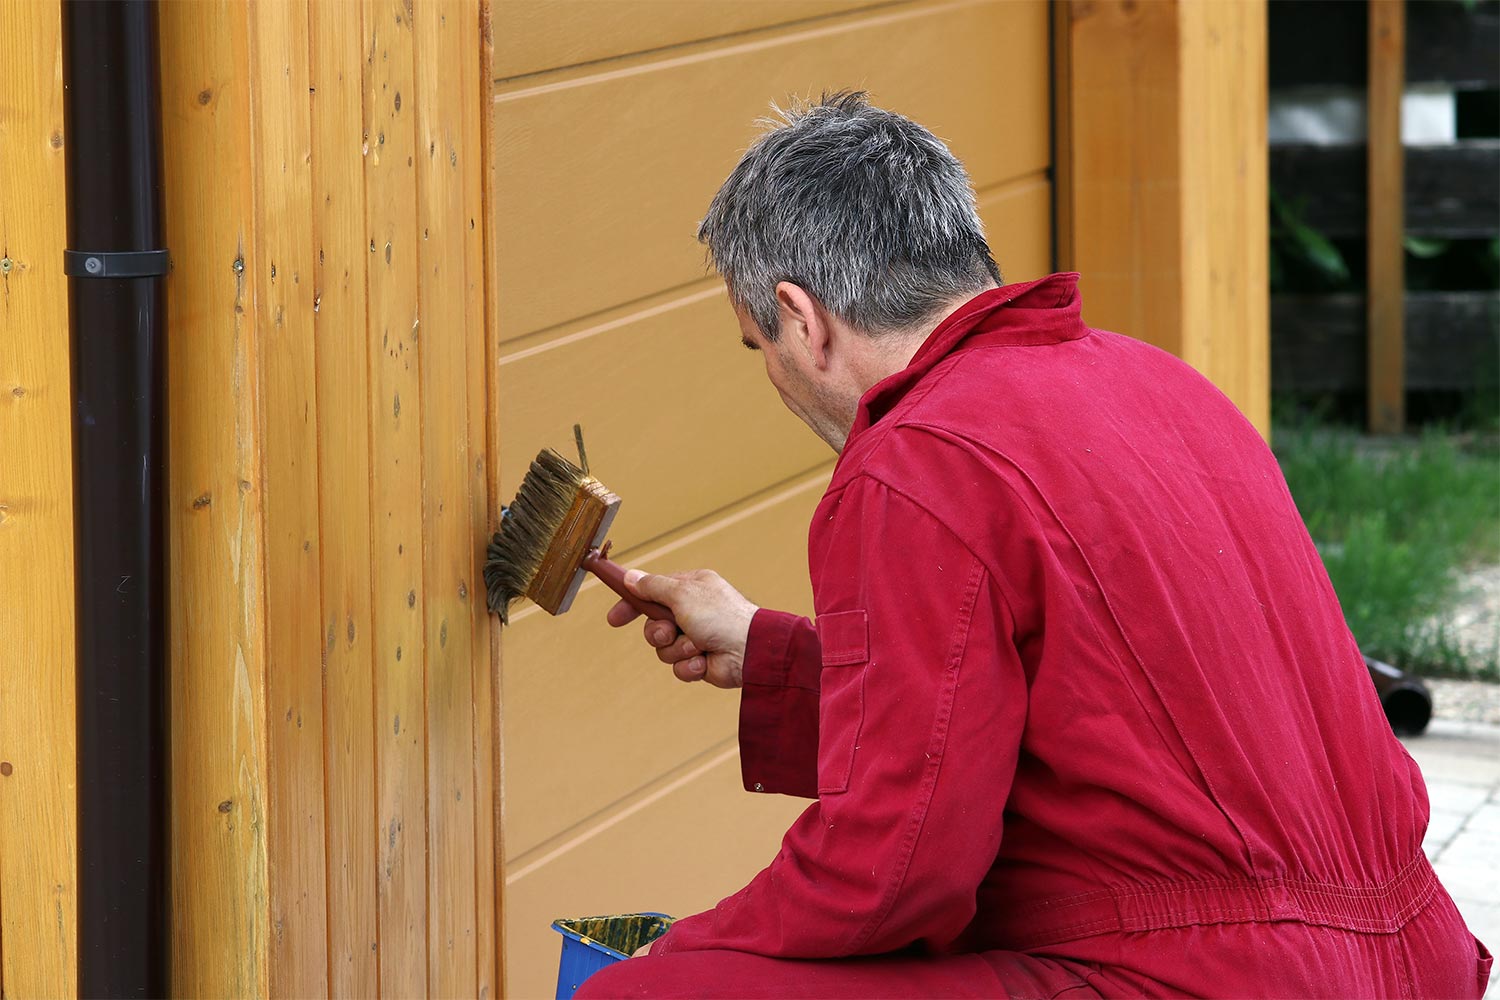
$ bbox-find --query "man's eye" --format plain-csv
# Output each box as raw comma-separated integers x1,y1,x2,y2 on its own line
741,339,759,352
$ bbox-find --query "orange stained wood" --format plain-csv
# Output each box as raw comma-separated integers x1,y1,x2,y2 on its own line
0,1,78,995
362,0,432,995
492,0,1050,340
494,0,887,79
248,2,332,994
470,3,503,994
1056,0,1270,437
159,0,271,994
413,1,481,994
1367,0,1406,434
309,0,380,991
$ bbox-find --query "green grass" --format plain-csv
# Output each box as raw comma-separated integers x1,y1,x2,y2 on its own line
1273,421,1500,681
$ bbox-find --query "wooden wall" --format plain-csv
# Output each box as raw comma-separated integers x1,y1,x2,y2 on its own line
0,2,79,996
0,1,498,996
489,1,1052,994
1056,0,1270,437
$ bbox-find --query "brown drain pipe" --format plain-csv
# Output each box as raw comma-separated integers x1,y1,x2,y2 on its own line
61,1,170,995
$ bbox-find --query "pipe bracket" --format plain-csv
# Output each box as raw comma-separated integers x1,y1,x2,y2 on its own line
64,249,170,278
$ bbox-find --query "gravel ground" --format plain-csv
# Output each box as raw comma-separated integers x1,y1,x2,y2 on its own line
1426,563,1500,723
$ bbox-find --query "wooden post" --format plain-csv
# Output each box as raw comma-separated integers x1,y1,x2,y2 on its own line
1368,0,1406,434
1055,0,1270,438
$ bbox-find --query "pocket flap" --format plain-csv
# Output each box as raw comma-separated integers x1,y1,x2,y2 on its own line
816,609,868,666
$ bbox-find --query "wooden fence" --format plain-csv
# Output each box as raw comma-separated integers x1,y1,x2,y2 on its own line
1268,0,1500,428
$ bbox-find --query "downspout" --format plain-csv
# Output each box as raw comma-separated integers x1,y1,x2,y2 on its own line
60,1,170,995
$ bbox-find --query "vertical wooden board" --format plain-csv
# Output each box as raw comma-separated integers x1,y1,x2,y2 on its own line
1367,0,1406,434
158,1,271,995
504,750,808,998
466,1,502,994
363,0,430,994
309,0,380,993
413,2,479,996
1182,0,1268,437
0,1,77,994
245,3,331,994
1061,0,1184,351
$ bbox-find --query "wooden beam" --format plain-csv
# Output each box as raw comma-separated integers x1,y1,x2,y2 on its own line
1368,0,1406,434
1056,0,1270,437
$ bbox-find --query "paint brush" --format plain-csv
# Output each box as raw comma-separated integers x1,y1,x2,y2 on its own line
483,426,676,627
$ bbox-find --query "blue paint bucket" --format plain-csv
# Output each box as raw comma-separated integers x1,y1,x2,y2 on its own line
551,912,674,1000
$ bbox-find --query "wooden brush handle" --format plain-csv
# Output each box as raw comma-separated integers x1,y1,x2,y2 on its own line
581,549,679,628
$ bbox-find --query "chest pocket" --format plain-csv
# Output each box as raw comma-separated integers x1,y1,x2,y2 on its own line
815,609,869,795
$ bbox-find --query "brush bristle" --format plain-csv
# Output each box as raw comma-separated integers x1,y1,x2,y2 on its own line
484,449,589,622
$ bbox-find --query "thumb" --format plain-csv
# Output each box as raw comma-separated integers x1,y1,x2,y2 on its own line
623,568,679,608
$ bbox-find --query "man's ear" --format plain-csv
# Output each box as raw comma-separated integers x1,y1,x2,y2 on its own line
774,281,833,370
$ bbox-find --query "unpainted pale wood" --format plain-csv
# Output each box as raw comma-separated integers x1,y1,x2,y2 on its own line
246,4,332,993
362,0,431,993
469,1,503,993
977,174,1053,285
502,469,827,862
504,749,808,998
0,1,78,993
493,0,1050,339
158,1,271,994
496,287,829,554
1368,0,1406,434
413,2,481,995
308,0,381,992
494,0,883,79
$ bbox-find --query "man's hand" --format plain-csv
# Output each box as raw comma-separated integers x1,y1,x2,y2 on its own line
605,568,758,689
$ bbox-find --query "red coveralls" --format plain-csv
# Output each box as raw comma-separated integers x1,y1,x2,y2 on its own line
579,275,1491,998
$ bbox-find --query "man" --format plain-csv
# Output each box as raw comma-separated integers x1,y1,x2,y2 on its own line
577,93,1490,998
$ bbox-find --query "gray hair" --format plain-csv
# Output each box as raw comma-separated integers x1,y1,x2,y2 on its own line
698,91,1001,341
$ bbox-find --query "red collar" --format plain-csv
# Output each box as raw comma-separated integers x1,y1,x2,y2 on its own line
849,272,1087,439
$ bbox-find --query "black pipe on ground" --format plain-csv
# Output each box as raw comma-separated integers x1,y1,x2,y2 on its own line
61,1,170,995
1365,655,1434,736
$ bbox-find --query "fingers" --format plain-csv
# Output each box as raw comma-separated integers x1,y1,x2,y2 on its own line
672,655,707,682
654,634,700,665
623,568,682,608
605,598,641,628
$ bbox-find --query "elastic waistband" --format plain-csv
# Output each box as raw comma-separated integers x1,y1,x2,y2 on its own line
997,851,1439,950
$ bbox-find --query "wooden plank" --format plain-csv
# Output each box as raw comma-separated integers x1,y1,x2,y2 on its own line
493,0,1050,340
1408,0,1500,87
1179,0,1270,435
245,4,331,994
504,748,807,999
497,288,830,556
412,2,479,996
502,468,827,862
494,0,886,80
308,0,380,992
362,0,430,993
158,1,271,994
0,0,77,993
1270,142,1500,239
1368,0,1406,434
1061,0,1269,437
976,174,1053,285
471,1,503,994
1051,0,1075,274
1271,292,1500,392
